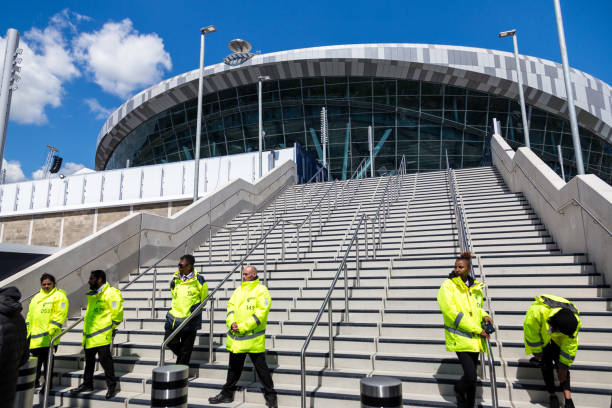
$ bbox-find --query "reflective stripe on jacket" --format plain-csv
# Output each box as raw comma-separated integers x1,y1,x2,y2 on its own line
166,268,208,332
523,294,581,367
437,276,489,353
26,287,69,349
225,278,271,354
83,283,123,349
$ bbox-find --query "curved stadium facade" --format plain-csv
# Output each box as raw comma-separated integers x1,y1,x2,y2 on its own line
96,44,612,184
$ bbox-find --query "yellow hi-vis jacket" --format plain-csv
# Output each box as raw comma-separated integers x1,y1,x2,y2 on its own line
523,294,581,367
166,269,208,332
26,287,69,349
83,282,123,349
225,278,271,354
437,276,489,353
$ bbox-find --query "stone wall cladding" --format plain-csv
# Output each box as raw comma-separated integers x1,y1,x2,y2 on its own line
31,214,61,247
133,203,168,217
62,210,95,247
2,218,30,244
97,207,131,230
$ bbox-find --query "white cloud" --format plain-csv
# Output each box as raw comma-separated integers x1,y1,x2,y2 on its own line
73,18,172,98
84,98,113,120
1,159,27,183
0,11,82,125
31,161,87,180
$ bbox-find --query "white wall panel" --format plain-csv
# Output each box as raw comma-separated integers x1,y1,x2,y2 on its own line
121,169,142,200
141,166,163,198
48,180,66,207
66,176,85,205
101,171,122,202
32,180,50,209
0,184,17,212
162,164,183,196
84,174,103,204
16,183,33,211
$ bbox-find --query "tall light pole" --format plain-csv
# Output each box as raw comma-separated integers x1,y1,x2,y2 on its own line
0,28,22,176
258,75,270,178
499,29,530,149
552,0,585,175
193,25,217,202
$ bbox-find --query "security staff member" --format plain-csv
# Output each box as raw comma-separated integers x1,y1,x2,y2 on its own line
524,295,580,408
209,265,277,407
26,273,69,389
437,252,493,408
70,270,123,400
164,254,208,365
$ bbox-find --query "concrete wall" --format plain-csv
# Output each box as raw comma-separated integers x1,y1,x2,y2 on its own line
1,161,297,318
0,202,187,248
491,134,612,287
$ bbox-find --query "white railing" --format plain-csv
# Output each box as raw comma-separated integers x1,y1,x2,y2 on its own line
0,148,295,217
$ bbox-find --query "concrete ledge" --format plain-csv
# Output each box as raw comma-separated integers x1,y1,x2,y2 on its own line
492,134,612,289
0,161,297,316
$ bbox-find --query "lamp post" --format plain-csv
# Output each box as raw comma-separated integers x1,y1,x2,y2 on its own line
258,75,271,178
552,0,585,175
498,29,530,149
193,25,217,202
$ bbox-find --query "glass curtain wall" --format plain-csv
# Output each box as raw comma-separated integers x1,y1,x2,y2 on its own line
104,77,612,184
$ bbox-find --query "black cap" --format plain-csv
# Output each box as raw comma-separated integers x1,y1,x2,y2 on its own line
550,309,578,336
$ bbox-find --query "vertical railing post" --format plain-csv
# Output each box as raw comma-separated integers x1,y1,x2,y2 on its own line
151,267,157,318
356,232,360,287
209,227,212,265
209,299,215,363
308,216,312,251
264,234,268,286
246,228,250,258
328,299,334,370
343,263,349,322
229,230,233,263
319,203,322,234
281,222,285,262
364,219,369,259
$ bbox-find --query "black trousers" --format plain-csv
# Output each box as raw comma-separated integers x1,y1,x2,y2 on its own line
221,352,277,404
84,345,117,388
455,352,479,408
541,342,571,393
30,346,57,387
164,328,197,365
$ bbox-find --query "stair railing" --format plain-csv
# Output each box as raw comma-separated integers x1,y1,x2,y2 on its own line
160,217,281,366
445,150,499,408
299,214,367,408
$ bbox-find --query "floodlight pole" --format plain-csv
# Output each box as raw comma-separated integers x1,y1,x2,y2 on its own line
194,25,216,202
553,0,585,175
0,28,21,176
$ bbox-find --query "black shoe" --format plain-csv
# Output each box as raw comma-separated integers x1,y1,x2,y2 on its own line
69,383,94,394
105,384,118,400
266,400,278,408
549,395,560,408
564,398,575,408
208,392,234,404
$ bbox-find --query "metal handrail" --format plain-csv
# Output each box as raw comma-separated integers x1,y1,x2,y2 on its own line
42,315,85,408
299,214,366,408
160,218,281,366
445,150,499,408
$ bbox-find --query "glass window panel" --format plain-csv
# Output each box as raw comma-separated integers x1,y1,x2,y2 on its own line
467,95,488,111
397,80,419,95
462,155,482,167
351,127,369,150
219,88,236,100
285,132,307,148
281,88,301,102
419,140,441,156
420,125,441,141
349,81,372,98
263,121,283,136
445,85,466,96
421,95,443,111
373,110,395,126
397,111,418,126
466,111,487,127
374,127,395,157
264,134,285,150
209,141,227,157
263,107,282,122
488,97,508,113
225,127,243,142
244,137,258,152
227,141,245,155
419,156,441,170
326,77,346,85
421,82,442,95
373,95,396,107
327,83,348,99
373,80,395,96
280,79,300,89
237,84,257,96
398,95,419,111
302,85,324,100
397,127,419,156
284,119,304,133
350,106,371,127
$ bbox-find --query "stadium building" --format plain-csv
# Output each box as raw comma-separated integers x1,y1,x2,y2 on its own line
96,43,612,184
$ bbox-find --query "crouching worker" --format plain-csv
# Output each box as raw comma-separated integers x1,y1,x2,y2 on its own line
70,270,123,400
164,254,208,365
437,252,493,408
26,273,69,389
209,265,277,407
524,295,580,408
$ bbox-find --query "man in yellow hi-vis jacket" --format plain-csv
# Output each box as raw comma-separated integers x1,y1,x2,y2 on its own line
524,294,581,408
164,254,208,365
26,273,69,389
209,265,277,407
70,270,123,400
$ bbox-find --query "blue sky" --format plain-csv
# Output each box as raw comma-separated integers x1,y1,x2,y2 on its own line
1,0,610,181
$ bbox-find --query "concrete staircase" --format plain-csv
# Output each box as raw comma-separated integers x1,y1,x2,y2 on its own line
37,167,612,407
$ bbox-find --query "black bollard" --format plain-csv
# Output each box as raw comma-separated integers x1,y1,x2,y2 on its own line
151,364,189,408
360,375,402,408
14,357,37,408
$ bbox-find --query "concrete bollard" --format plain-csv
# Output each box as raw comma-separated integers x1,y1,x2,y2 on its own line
151,364,189,408
14,357,37,408
360,376,402,408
